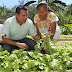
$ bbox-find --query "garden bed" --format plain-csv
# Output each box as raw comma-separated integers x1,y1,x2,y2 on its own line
12,70,71,72
31,70,71,72
58,35,72,42
58,38,72,42
0,36,72,72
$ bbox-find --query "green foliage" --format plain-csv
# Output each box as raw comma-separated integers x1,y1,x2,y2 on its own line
0,41,72,72
40,35,57,55
44,0,66,11
0,45,3,52
27,4,37,22
55,9,72,25
59,35,72,38
0,1,72,25
0,5,15,23
67,4,72,15
60,24,72,35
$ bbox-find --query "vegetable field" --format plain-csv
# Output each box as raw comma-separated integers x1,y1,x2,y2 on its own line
0,36,72,72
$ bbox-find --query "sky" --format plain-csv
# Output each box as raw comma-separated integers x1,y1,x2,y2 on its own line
0,0,72,9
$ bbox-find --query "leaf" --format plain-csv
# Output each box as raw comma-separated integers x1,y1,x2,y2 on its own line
43,54,51,62
28,52,37,59
22,63,28,70
49,59,59,70
14,60,19,70
0,66,5,72
24,1,36,6
14,69,21,72
28,60,35,69
39,65,44,70
34,43,40,52
5,67,12,72
34,60,40,66
1,50,10,56
66,61,72,67
43,67,49,72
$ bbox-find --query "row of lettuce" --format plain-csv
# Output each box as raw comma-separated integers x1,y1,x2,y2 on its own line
0,41,72,72
59,35,72,38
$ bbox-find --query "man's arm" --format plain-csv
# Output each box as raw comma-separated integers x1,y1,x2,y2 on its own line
2,38,28,49
2,38,17,46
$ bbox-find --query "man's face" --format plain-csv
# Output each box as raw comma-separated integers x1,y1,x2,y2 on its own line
16,9,28,23
37,5,48,18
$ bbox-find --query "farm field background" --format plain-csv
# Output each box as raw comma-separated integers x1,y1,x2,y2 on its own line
0,35,72,72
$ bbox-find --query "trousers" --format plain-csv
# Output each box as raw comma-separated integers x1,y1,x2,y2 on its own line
2,37,37,53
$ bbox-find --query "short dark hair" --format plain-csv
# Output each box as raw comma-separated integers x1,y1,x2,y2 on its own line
15,5,28,15
37,1,47,9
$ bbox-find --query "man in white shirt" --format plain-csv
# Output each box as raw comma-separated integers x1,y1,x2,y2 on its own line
0,24,3,40
1,5,40,53
0,24,3,46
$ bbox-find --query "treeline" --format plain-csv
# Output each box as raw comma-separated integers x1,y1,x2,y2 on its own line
0,3,72,26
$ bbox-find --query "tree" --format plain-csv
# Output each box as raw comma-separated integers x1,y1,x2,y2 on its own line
67,4,72,15
44,0,67,11
18,0,36,6
66,4,72,23
0,5,6,22
27,4,37,22
0,5,15,23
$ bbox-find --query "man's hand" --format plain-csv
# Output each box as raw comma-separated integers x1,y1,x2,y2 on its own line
16,42,29,49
